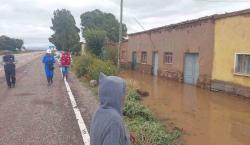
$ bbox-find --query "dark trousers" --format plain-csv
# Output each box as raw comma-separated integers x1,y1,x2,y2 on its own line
4,65,16,87
47,77,53,84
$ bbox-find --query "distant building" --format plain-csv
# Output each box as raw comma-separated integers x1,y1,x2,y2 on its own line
120,8,250,97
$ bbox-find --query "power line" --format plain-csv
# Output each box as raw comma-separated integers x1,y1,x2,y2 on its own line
133,17,157,51
134,18,146,31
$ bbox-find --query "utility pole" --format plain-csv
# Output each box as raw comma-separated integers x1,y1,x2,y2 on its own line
118,0,123,69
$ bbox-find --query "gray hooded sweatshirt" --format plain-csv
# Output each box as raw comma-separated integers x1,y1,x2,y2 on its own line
90,73,131,145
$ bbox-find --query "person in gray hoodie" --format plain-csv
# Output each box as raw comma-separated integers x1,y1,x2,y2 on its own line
90,73,132,145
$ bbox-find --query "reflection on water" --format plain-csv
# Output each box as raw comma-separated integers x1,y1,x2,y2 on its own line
120,70,250,145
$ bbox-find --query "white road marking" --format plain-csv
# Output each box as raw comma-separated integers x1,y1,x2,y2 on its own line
64,77,90,145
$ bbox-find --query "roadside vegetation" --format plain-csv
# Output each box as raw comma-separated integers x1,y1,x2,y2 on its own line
71,9,182,145
73,54,182,145
124,86,182,145
73,53,118,80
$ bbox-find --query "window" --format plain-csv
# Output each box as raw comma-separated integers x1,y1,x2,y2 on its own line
121,51,126,59
141,52,147,63
164,52,173,64
235,54,250,76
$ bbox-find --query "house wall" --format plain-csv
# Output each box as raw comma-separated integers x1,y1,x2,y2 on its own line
212,15,250,97
127,19,215,87
119,41,130,68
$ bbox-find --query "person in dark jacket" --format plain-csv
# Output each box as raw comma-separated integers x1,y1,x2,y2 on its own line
90,73,135,145
2,50,16,88
42,49,55,85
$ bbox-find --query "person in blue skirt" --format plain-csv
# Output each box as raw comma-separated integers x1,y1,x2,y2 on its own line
42,49,55,85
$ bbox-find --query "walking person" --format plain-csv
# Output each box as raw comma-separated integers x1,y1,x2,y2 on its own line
60,50,71,80
2,50,16,88
42,49,55,85
90,73,135,145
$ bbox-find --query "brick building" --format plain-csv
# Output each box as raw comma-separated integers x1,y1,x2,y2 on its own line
120,9,250,97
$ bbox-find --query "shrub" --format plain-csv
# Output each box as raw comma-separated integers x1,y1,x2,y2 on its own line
124,90,154,121
124,88,182,145
87,58,117,80
73,54,94,78
73,53,117,80
103,47,118,65
124,100,154,121
126,89,141,101
126,117,181,145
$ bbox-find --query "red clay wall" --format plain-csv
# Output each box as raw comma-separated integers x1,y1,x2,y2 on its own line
119,41,131,69
127,19,215,87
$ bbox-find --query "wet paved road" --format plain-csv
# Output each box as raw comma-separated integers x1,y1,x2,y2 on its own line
0,55,83,144
120,70,250,145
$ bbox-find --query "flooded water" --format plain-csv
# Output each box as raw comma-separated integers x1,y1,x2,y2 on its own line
120,70,250,145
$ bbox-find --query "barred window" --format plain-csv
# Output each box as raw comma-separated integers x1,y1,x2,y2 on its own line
235,54,250,76
164,52,173,64
121,51,126,59
141,52,147,63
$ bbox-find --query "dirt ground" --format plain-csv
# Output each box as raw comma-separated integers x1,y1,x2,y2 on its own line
0,53,98,145
67,73,99,130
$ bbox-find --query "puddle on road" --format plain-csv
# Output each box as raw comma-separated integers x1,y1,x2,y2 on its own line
120,70,250,145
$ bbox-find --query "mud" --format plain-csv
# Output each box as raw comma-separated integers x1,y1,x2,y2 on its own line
120,70,250,145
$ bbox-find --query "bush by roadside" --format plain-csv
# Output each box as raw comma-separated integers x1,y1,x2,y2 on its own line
73,53,117,80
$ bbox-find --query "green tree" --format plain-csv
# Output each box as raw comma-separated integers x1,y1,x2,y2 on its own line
84,29,106,56
14,39,24,50
0,35,23,51
80,9,127,42
49,9,80,53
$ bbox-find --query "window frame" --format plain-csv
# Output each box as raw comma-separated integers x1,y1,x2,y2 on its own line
121,50,126,59
141,51,147,64
164,52,173,64
234,53,250,77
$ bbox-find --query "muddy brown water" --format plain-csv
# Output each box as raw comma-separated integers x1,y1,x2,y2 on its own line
120,70,250,145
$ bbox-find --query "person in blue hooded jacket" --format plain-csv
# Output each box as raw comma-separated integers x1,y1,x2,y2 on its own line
42,49,55,85
90,73,135,145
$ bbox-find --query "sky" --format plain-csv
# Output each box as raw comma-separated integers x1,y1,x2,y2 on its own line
0,0,250,49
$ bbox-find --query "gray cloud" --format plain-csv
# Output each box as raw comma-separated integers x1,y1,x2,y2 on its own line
0,0,250,49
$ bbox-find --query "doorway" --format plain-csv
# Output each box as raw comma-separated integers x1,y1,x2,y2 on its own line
184,53,199,85
152,52,159,76
132,51,137,70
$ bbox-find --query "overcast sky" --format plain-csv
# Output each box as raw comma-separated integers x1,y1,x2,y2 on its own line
1,0,250,49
